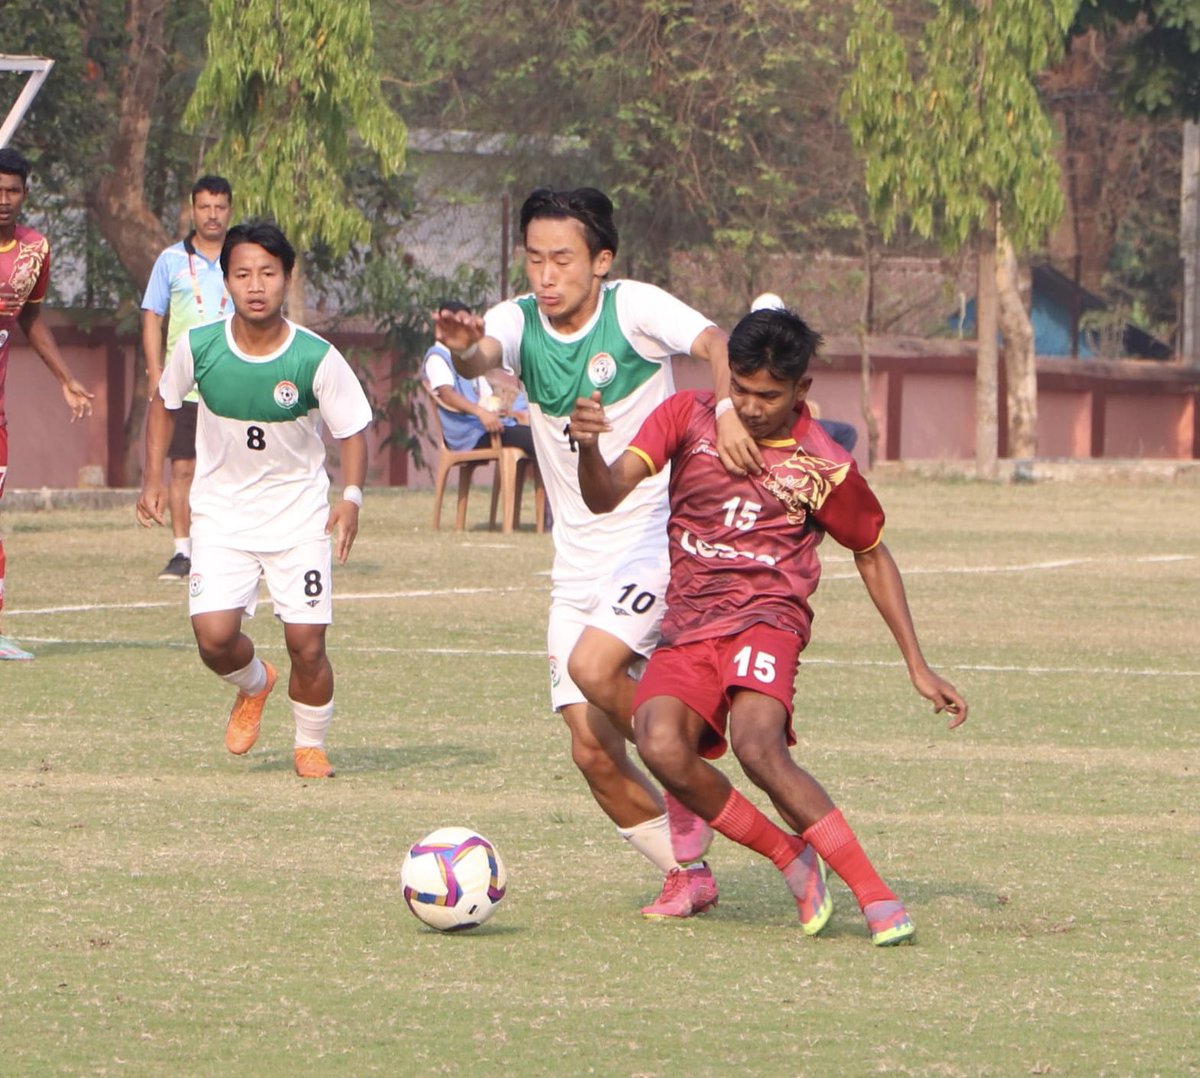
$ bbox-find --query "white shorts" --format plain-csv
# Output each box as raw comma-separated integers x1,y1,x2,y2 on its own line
546,549,670,712
188,538,334,624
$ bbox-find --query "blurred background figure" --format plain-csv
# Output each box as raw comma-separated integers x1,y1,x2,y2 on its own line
750,292,857,454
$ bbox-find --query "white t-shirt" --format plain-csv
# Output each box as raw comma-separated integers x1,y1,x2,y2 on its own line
160,316,372,551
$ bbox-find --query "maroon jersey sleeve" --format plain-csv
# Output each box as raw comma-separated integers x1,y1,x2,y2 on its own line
627,391,700,475
27,243,50,305
812,461,885,552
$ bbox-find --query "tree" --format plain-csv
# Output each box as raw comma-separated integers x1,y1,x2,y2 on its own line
844,0,1075,476
184,0,407,323
1070,1,1200,363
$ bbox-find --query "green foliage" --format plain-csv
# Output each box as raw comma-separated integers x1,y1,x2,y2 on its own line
1,0,210,306
185,0,408,258
1073,0,1200,119
340,253,492,468
844,0,1073,253
375,0,868,279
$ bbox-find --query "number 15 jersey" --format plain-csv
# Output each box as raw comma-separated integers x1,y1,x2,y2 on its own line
628,391,886,649
159,316,372,551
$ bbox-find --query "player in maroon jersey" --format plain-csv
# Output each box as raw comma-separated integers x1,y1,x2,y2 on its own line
0,147,93,661
570,305,967,945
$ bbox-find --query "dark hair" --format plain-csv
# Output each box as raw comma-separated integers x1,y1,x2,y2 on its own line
192,174,232,202
519,187,618,260
437,298,471,315
0,147,31,186
728,308,824,382
221,221,296,276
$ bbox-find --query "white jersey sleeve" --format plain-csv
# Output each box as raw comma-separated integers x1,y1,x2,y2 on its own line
483,299,527,380
158,334,196,410
614,279,716,360
313,346,374,440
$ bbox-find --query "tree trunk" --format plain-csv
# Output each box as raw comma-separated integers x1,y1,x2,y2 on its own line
996,222,1038,459
975,208,1000,480
856,241,881,468
287,262,307,327
1182,120,1200,366
85,0,171,292
82,0,172,486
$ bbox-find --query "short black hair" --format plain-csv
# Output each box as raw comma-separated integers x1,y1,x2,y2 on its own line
221,221,296,277
437,298,471,315
519,187,618,260
192,174,232,201
728,308,823,382
0,147,32,186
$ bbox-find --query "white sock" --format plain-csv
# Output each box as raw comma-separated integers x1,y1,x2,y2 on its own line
174,538,193,558
292,696,333,749
222,657,267,696
617,813,680,874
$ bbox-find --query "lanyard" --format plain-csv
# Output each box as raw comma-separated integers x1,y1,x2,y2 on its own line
186,248,228,321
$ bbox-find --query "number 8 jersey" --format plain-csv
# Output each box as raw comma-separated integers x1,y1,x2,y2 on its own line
159,316,372,551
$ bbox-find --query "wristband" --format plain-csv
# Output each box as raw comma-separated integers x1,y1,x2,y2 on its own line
454,342,480,362
715,397,734,419
342,485,363,508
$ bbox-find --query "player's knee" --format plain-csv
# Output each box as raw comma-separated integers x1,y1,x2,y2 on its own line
566,723,623,781
566,650,612,703
285,633,327,676
728,724,786,785
633,712,689,779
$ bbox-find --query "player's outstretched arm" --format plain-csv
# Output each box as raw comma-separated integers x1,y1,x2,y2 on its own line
326,431,368,564
432,307,501,379
136,395,176,527
570,392,651,514
691,325,762,478
18,303,94,420
853,542,968,728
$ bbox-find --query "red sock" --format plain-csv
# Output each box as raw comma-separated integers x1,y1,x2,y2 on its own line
710,789,805,871
802,808,896,910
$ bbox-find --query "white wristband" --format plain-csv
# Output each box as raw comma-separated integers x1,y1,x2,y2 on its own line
454,342,480,362
715,397,734,419
342,485,363,508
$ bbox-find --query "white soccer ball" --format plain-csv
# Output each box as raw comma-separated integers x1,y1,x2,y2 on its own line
400,827,508,932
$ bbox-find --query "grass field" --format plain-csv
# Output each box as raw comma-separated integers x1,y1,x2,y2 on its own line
1,478,1197,1077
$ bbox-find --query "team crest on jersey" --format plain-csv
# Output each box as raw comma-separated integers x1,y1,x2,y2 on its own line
189,572,204,598
762,452,851,526
587,352,617,388
273,380,300,409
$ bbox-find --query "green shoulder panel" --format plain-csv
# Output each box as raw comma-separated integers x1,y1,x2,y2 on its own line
190,322,325,423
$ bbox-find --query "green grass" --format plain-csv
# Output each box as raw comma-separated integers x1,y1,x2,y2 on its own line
1,479,1197,1076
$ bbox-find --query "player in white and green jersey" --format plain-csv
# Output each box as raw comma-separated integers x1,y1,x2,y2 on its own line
137,223,371,780
435,186,769,918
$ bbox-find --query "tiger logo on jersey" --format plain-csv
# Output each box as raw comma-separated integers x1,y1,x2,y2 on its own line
762,452,850,526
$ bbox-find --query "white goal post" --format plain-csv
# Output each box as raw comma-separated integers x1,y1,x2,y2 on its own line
0,55,55,148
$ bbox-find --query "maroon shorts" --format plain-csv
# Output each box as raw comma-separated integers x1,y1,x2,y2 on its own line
0,424,7,499
633,623,802,760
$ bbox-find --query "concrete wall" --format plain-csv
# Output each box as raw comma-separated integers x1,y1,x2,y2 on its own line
5,313,1198,496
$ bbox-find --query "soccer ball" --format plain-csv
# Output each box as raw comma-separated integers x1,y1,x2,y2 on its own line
400,827,507,932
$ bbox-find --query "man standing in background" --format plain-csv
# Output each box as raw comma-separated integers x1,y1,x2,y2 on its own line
141,175,233,580
0,146,94,661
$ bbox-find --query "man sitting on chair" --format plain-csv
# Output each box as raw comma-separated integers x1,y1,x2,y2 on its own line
424,300,535,457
